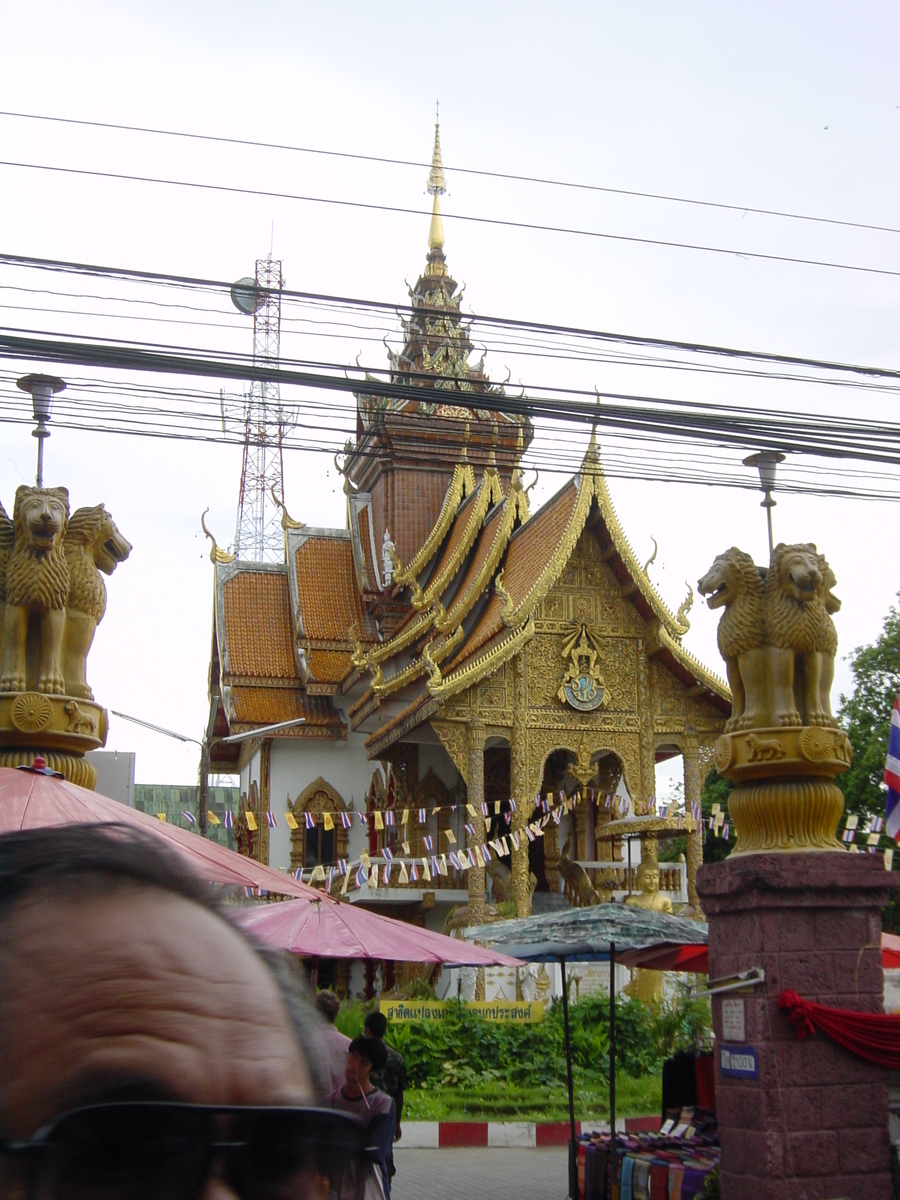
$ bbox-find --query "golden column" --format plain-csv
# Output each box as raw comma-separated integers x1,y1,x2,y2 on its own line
682,728,703,912
466,717,487,924
510,654,532,917
635,639,656,815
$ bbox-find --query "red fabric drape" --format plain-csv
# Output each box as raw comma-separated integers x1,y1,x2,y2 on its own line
778,989,900,1069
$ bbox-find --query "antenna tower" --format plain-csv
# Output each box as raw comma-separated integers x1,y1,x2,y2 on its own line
221,257,293,562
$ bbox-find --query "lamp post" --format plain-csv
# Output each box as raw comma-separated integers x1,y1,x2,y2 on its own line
17,374,66,488
742,450,785,559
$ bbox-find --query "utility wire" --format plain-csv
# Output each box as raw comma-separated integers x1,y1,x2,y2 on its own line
3,250,900,384
3,108,898,240
3,159,900,284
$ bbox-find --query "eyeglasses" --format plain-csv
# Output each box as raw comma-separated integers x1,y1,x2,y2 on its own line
0,1101,367,1200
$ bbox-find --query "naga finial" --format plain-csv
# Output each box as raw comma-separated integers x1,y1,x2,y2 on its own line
642,537,658,577
676,581,694,631
422,640,443,692
201,509,235,565
269,484,304,531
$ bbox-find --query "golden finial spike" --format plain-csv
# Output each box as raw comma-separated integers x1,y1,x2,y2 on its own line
427,108,447,252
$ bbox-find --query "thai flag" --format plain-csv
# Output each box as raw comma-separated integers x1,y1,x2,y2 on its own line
871,816,885,833
266,812,277,828
410,859,419,882
358,811,368,827
509,798,517,813
224,810,234,829
464,823,476,838
304,812,316,829
418,807,427,824
180,810,196,825
338,859,348,876
481,802,490,817
423,835,433,851
510,831,520,851
341,812,352,829
842,828,856,844
885,697,900,842
382,846,393,863
481,844,491,863
385,810,395,826
356,864,367,887
692,802,702,823
449,852,461,870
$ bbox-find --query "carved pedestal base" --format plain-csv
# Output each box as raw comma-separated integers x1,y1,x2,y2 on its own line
715,727,850,855
0,748,97,789
0,691,107,790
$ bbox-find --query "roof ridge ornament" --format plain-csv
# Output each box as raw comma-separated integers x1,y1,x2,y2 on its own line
201,509,235,565
269,484,305,531
427,107,447,253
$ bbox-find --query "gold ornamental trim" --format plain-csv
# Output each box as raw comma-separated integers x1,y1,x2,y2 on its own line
0,693,107,753
713,726,851,785
424,617,535,701
729,778,844,854
391,462,476,586
414,468,503,611
371,624,465,698
657,626,730,702
441,482,527,632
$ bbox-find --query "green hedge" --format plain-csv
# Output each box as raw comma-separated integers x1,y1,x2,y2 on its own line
335,987,710,1092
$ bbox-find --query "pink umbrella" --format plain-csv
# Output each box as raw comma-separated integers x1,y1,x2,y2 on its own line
0,765,319,900
233,897,524,967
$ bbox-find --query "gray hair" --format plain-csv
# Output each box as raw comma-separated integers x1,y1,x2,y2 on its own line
0,824,328,1098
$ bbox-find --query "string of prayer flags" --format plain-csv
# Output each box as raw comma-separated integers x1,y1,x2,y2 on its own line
465,822,476,838
511,831,521,851
310,864,326,883
419,807,427,824
481,801,490,817
845,814,859,830
551,808,561,825
422,858,431,882
338,859,348,876
401,808,409,825
449,851,462,870
399,861,409,884
466,804,477,818
284,811,299,830
323,812,334,831
467,848,478,868
358,811,368,827
181,810,196,825
341,811,352,829
265,812,277,829
401,841,411,856
360,852,371,870
432,806,441,816
382,846,393,863
385,809,395,826
438,855,449,877
410,859,419,882
842,828,856,844
423,835,434,851
444,828,457,844
509,798,517,813
494,800,501,815
691,802,702,823
245,812,258,831
481,844,492,864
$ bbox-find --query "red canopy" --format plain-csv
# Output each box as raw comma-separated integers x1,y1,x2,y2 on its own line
623,935,900,974
233,896,524,967
0,766,319,899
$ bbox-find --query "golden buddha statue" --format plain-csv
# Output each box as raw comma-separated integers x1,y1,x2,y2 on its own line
624,861,673,914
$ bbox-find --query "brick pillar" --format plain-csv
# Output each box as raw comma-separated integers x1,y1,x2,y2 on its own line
698,853,895,1200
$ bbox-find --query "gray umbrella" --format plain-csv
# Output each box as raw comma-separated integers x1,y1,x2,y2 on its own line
463,904,708,1200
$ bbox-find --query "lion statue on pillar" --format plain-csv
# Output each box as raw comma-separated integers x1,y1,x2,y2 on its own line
0,486,70,694
699,543,839,731
62,505,132,700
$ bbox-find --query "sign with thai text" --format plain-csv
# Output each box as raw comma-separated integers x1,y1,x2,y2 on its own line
720,1045,758,1079
721,998,746,1042
382,1000,544,1023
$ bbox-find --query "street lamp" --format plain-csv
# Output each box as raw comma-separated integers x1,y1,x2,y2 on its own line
17,373,66,488
742,450,785,559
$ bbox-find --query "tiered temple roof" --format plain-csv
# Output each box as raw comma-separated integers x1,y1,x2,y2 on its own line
207,122,729,771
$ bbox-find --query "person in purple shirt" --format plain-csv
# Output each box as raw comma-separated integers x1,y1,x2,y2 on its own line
325,1036,395,1199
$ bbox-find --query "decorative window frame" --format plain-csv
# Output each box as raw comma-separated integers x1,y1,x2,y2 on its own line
289,776,350,871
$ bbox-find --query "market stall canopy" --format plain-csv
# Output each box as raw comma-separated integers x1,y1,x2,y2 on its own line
621,931,900,974
463,903,708,962
233,896,524,966
0,766,319,899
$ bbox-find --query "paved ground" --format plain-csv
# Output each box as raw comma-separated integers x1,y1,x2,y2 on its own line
391,1147,569,1200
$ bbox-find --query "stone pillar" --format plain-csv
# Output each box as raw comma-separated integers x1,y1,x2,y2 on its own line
510,655,532,918
635,638,655,815
682,730,703,912
698,854,894,1200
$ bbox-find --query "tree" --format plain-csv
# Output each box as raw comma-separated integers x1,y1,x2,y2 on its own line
837,595,900,825
700,769,734,863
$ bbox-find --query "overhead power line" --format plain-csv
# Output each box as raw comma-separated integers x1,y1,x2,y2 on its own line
3,109,898,240
3,159,900,284
3,250,900,384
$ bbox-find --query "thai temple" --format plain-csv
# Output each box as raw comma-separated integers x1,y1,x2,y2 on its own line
205,122,730,994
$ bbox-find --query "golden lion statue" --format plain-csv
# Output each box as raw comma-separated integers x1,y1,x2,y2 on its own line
62,505,132,699
1,486,70,694
765,543,837,728
700,543,839,732
698,547,767,731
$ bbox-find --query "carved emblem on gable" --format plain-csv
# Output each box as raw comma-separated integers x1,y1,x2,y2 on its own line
557,623,608,712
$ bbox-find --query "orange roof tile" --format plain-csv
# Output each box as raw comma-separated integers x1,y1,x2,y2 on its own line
230,686,343,730
502,480,578,608
223,571,297,679
308,648,353,683
294,537,369,642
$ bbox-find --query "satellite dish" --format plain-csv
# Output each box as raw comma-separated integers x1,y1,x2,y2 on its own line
230,277,258,315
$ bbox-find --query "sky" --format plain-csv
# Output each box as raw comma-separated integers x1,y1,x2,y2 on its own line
1,2,899,789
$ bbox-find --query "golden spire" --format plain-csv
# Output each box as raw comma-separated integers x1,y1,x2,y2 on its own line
427,104,446,252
